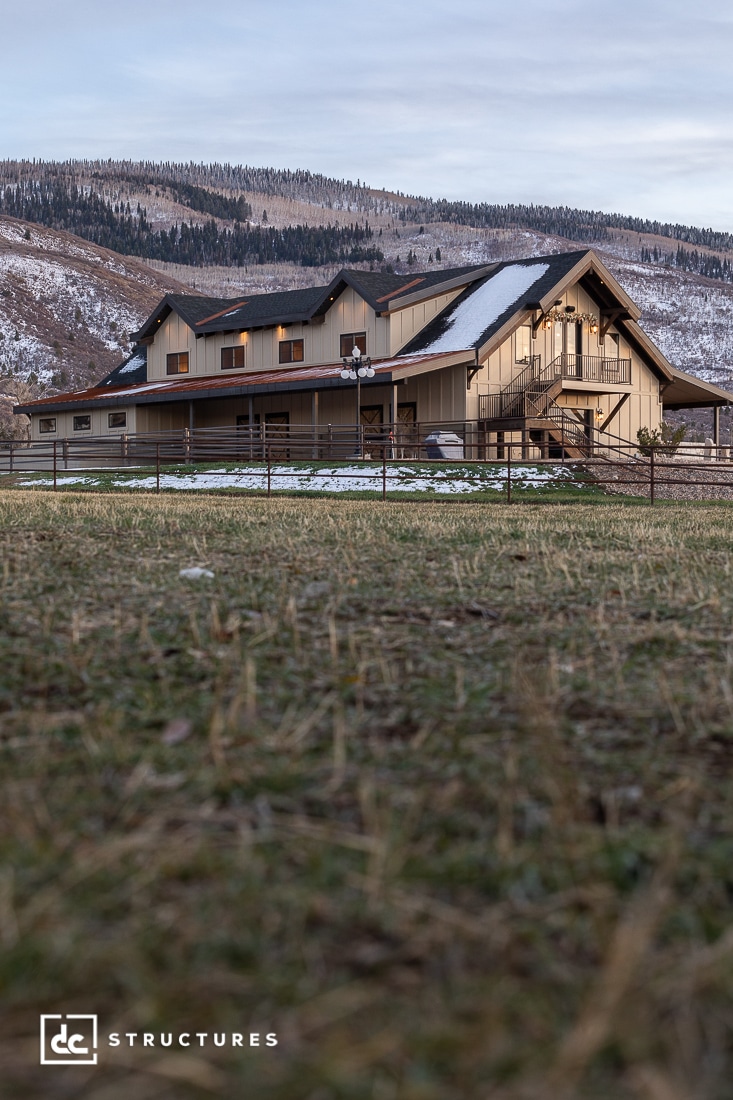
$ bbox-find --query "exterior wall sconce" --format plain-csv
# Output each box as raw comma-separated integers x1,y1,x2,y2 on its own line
595,407,604,423
590,321,599,334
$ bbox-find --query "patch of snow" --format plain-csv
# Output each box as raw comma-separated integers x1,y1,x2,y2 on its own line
421,264,550,352
117,354,146,375
21,463,584,495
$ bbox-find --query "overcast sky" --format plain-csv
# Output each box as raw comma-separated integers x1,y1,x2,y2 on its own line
1,0,731,230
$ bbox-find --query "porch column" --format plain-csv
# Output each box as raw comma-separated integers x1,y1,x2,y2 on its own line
713,406,720,446
311,391,319,458
188,401,195,430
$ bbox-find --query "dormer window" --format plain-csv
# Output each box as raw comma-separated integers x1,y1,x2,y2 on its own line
167,352,189,375
340,332,366,358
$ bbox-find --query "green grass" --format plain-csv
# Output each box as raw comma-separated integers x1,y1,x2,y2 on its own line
1,491,733,1098
4,459,611,504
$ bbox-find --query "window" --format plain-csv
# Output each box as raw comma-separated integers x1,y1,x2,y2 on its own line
221,346,245,370
515,325,531,362
278,339,304,364
166,352,189,375
39,417,56,434
73,415,91,431
340,332,367,358
108,412,127,429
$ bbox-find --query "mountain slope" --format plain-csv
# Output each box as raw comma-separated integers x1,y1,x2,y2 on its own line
0,215,196,389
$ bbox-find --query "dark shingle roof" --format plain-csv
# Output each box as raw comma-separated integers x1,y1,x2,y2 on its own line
401,251,590,354
133,264,492,341
96,346,148,387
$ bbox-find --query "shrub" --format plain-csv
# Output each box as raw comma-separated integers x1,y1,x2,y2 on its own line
637,421,686,456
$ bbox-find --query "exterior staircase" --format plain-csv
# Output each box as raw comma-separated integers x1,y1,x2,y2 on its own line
479,353,631,459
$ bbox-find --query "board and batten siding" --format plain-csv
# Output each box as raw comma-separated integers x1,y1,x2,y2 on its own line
387,288,466,356
30,405,135,441
146,288,390,381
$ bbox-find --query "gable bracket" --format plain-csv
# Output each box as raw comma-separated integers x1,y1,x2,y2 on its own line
530,307,551,337
600,308,626,341
599,393,630,433
467,365,482,389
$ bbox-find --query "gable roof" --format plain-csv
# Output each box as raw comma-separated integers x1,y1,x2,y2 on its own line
399,249,674,383
401,251,591,356
96,346,148,388
132,263,492,341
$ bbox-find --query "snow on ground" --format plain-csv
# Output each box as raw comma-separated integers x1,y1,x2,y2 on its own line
421,264,550,352
19,463,584,495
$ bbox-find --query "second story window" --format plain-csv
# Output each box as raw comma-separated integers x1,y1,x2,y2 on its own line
167,352,189,375
340,332,367,358
221,346,245,370
515,325,531,363
279,339,304,364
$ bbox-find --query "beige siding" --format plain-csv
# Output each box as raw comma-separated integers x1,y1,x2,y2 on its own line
146,287,390,381
388,288,465,355
31,406,135,441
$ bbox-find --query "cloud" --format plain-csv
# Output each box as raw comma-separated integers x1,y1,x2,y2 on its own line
0,0,732,228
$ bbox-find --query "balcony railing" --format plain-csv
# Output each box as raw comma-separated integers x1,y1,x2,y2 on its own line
556,353,631,385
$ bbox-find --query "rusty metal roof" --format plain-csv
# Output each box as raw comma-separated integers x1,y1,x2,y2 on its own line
17,351,472,414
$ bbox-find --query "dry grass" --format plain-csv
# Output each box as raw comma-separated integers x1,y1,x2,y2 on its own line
2,492,733,1099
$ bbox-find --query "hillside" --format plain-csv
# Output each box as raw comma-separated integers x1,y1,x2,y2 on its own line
0,214,195,390
1,158,732,437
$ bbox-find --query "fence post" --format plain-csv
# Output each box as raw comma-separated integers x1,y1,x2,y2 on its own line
53,439,57,491
382,445,387,501
8,441,13,474
267,447,272,497
506,443,512,504
649,445,655,506
156,442,161,494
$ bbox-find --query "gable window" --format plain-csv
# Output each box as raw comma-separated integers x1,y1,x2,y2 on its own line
340,332,367,358
108,412,127,428
279,339,304,364
221,346,245,371
166,352,189,375
73,415,91,431
515,325,531,363
39,417,56,434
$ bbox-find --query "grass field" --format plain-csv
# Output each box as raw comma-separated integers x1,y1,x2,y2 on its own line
1,491,733,1099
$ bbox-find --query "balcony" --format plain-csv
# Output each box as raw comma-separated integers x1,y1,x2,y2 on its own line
555,353,631,385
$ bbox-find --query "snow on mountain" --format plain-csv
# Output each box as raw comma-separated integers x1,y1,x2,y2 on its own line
0,215,195,388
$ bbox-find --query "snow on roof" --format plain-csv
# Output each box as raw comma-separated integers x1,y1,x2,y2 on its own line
118,353,146,375
420,263,550,352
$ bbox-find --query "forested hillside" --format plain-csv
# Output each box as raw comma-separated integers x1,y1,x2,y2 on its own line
1,160,732,283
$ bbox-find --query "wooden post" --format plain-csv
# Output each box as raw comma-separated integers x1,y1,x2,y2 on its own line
8,441,13,473
53,439,57,491
311,391,319,459
506,445,512,504
382,445,387,501
267,449,272,497
649,445,655,506
714,406,720,447
156,442,161,494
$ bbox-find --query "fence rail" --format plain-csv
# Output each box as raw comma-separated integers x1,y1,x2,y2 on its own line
2,426,733,504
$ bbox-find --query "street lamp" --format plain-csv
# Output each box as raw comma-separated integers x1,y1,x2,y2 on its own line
340,346,374,456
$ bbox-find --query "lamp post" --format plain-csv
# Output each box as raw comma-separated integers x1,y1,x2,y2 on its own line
340,346,374,456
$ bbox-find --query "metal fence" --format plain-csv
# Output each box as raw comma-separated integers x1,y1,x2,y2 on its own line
2,425,733,504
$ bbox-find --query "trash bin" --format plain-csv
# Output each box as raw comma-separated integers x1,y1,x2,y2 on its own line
424,431,464,460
